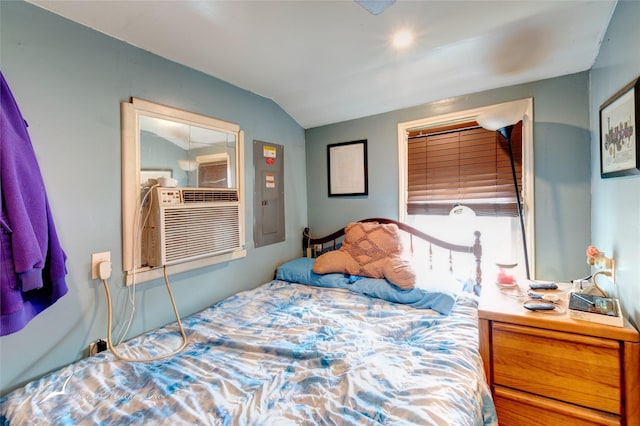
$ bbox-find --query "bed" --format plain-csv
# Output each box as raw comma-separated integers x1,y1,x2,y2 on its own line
0,218,496,425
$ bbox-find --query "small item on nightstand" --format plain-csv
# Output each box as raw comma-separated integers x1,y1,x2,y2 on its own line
568,293,624,327
572,278,594,294
523,302,556,311
528,291,560,302
529,282,558,290
496,263,517,285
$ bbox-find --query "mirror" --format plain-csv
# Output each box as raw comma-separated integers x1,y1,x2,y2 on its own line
139,115,237,189
121,98,245,284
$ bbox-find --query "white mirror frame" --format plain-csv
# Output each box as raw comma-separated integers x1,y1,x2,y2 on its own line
121,97,245,285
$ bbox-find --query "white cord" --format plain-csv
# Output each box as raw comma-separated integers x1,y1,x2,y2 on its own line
499,285,527,300
117,183,158,345
500,286,567,314
101,265,187,362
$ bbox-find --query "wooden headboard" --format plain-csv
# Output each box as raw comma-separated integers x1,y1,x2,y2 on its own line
302,218,482,293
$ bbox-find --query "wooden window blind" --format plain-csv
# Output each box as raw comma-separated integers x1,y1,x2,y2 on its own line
407,121,522,216
198,160,228,188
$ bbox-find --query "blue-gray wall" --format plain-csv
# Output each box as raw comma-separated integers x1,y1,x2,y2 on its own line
589,0,640,327
306,72,592,284
0,1,307,395
2,0,639,397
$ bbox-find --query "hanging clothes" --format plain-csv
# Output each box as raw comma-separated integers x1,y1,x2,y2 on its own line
1,71,68,336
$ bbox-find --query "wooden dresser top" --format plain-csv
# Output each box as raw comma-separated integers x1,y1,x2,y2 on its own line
478,281,639,342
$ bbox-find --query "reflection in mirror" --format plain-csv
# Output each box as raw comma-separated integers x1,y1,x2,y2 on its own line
121,98,246,285
139,116,237,189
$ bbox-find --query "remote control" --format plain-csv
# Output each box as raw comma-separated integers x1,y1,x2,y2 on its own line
523,302,556,311
528,291,560,302
529,283,558,290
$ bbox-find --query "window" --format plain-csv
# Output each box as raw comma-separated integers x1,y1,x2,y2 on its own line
397,99,534,282
197,153,230,188
406,122,522,216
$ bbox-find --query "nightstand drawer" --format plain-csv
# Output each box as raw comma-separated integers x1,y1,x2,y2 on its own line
494,386,621,426
492,323,621,414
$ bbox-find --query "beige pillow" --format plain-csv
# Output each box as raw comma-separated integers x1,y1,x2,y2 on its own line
312,222,416,289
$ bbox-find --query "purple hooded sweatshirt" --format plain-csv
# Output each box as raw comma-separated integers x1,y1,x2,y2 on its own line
1,71,68,336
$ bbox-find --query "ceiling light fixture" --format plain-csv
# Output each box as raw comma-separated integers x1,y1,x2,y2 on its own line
392,30,413,49
355,0,396,15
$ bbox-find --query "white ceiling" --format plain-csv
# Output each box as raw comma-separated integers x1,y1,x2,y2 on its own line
27,0,617,129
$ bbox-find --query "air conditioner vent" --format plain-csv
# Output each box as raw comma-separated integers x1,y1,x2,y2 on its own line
182,188,238,203
142,187,243,267
162,205,241,264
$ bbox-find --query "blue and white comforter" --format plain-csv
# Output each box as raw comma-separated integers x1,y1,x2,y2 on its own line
0,280,497,425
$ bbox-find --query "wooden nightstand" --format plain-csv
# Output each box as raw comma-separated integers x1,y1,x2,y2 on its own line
478,283,639,425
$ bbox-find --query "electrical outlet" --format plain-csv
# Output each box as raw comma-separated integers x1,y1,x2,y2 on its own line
88,338,108,356
91,251,111,279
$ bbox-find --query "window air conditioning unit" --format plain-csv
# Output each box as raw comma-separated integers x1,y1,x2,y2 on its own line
142,187,242,267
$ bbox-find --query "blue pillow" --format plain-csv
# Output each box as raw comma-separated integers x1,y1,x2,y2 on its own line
275,257,349,288
347,276,457,314
276,258,458,315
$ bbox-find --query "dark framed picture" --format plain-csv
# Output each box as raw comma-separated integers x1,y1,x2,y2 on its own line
327,140,368,196
599,76,640,178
